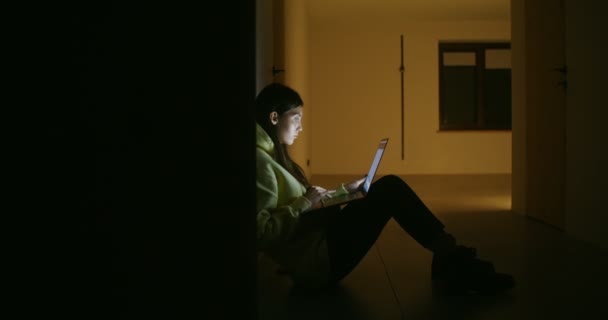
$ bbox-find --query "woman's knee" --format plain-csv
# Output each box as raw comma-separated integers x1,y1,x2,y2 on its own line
374,174,410,190
377,174,402,185
371,174,416,198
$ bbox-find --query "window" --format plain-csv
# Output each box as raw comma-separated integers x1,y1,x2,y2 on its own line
439,42,511,130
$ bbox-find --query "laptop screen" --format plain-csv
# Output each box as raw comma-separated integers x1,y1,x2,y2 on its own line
362,138,389,193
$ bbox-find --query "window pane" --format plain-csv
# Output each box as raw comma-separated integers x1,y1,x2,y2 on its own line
442,66,477,127
443,52,476,66
439,43,511,131
485,49,511,69
484,69,512,129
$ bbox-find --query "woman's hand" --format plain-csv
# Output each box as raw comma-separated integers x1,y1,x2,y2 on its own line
303,186,330,206
344,176,366,193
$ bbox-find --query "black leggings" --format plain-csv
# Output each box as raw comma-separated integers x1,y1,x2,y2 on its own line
326,175,445,283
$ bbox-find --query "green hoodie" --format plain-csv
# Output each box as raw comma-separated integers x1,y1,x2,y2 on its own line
256,123,348,289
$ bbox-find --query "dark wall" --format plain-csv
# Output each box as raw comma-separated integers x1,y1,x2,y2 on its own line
54,1,257,318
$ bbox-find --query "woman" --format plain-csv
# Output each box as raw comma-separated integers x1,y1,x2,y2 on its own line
255,82,514,295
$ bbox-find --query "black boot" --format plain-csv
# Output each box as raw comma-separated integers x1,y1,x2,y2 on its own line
431,246,515,296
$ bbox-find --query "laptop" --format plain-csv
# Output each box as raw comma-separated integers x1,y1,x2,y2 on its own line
315,138,389,209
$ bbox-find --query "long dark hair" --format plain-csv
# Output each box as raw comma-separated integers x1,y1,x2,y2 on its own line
255,83,309,187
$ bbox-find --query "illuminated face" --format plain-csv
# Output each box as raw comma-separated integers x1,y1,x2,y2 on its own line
270,106,303,145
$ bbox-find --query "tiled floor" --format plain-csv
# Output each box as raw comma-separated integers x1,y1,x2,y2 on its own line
258,175,608,320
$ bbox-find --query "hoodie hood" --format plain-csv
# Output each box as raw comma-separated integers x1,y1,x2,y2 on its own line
256,123,274,156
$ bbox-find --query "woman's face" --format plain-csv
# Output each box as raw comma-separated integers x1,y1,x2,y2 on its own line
273,106,303,145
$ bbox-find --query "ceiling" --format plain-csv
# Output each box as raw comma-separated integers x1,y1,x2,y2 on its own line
308,0,511,21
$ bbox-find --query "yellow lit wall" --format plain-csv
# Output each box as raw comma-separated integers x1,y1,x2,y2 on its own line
309,19,511,175
283,0,311,178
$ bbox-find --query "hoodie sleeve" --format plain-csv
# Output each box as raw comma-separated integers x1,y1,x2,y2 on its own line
256,158,311,247
328,184,349,198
